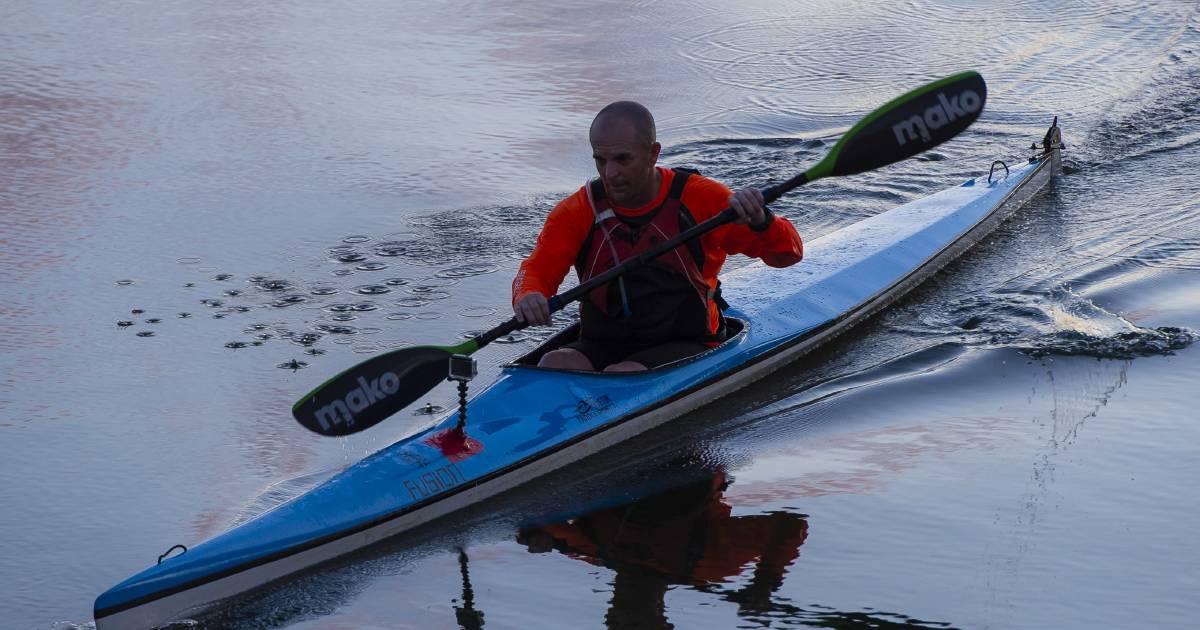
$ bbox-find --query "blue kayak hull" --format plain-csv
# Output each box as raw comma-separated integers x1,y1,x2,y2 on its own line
95,140,1061,629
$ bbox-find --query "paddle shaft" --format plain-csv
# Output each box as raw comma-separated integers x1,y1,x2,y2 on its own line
474,174,811,348
292,71,987,436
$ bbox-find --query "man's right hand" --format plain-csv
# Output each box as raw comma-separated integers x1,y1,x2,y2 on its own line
514,292,551,326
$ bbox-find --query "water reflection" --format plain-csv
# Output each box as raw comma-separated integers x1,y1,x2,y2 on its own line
454,548,485,630
506,469,954,630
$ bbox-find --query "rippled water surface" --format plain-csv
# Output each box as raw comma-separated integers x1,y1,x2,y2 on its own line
3,1,1199,628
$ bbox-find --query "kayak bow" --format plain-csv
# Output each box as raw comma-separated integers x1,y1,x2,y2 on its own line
94,122,1063,629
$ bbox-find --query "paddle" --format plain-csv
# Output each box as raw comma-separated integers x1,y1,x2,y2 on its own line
293,70,987,436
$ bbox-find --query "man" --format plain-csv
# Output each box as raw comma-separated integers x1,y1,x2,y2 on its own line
513,101,803,372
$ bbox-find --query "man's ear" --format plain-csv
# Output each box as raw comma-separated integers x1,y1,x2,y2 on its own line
650,142,661,163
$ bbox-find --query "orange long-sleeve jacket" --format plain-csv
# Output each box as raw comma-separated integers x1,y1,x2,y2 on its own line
513,167,803,334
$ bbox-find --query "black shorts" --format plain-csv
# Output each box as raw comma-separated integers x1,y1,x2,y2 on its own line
564,337,710,371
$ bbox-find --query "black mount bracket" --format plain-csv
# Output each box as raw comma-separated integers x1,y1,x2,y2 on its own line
448,354,477,434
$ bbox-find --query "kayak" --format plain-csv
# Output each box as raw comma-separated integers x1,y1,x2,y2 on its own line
94,122,1062,629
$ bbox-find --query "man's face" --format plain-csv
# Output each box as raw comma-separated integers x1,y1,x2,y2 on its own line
589,118,661,208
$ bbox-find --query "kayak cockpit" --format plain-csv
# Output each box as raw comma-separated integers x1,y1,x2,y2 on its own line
507,317,748,372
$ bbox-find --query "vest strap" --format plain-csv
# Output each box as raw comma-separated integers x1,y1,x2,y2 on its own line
667,168,692,199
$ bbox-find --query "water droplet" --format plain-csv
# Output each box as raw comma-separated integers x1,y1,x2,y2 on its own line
436,263,499,278
277,359,308,371
309,284,339,296
270,295,307,308
354,284,391,295
374,245,407,257
253,278,294,292
407,288,451,300
289,332,323,346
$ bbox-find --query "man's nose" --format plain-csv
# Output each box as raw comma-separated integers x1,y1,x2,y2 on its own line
604,161,620,180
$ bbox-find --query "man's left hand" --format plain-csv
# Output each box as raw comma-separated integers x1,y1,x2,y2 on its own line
728,188,768,227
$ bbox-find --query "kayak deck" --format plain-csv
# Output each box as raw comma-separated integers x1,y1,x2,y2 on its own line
95,135,1061,629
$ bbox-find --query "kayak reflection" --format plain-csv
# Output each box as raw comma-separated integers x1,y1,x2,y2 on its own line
517,470,809,626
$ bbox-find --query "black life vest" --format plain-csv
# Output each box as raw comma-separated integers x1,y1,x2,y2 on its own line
573,169,721,344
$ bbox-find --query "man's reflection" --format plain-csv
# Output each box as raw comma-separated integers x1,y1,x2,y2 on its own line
517,470,808,627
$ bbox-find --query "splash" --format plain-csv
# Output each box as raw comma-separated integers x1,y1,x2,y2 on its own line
1020,326,1196,359
904,286,1198,360
1015,288,1198,358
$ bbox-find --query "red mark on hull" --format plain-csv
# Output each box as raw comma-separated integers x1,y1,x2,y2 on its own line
423,428,485,462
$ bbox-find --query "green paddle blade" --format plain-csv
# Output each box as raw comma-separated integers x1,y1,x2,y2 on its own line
807,71,987,181
292,339,477,436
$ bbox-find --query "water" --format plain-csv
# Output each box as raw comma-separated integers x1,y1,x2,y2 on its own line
2,0,1199,628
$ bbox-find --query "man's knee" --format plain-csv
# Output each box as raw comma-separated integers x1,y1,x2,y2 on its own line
538,348,595,371
603,361,647,373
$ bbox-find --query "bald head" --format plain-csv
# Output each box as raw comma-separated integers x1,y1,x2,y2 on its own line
588,101,662,207
590,101,656,148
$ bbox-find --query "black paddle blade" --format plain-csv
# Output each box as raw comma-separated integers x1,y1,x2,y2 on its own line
292,345,453,436
811,71,987,179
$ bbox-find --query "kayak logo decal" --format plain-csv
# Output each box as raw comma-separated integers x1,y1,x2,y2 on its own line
891,89,982,146
575,394,613,421
402,463,466,501
314,372,401,431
